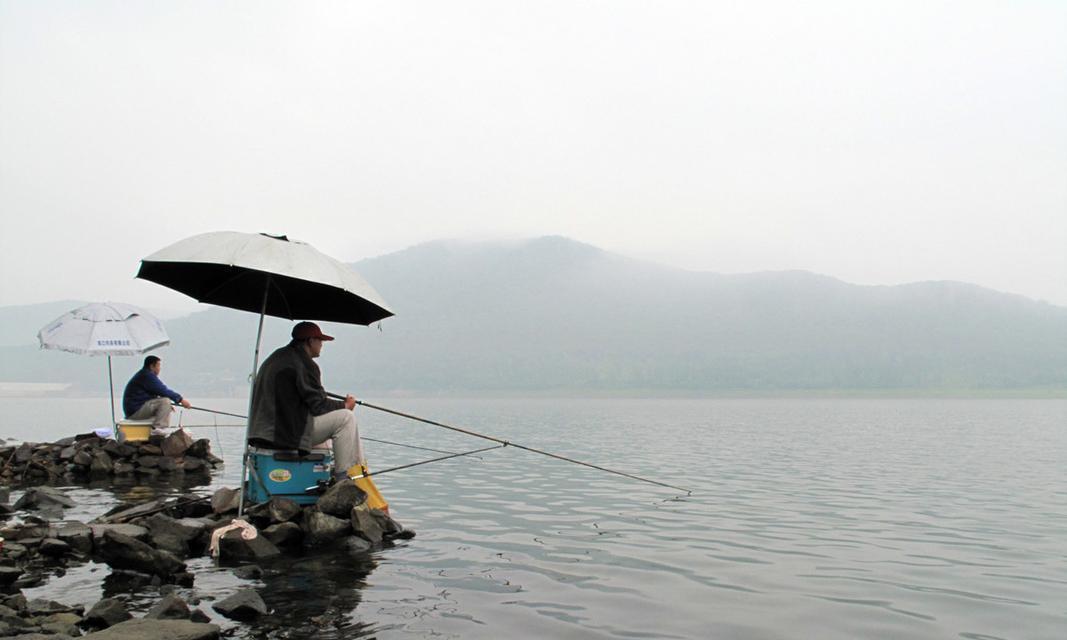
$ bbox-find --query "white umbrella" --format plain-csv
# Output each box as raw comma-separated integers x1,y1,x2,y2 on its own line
37,302,170,426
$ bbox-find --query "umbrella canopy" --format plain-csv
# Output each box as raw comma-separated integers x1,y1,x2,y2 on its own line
37,302,170,426
136,231,393,325
38,302,170,356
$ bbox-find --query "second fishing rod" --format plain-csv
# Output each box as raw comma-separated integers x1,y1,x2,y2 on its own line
327,393,692,494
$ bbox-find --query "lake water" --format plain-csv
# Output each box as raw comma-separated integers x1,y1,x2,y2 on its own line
1,397,1065,639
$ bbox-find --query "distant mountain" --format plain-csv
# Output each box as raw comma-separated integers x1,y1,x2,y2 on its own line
2,236,1065,395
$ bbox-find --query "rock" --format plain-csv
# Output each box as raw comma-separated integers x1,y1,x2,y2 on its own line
81,618,220,639
3,593,27,611
1,542,27,560
113,462,136,475
316,481,366,518
232,564,262,580
89,524,149,545
102,440,125,458
0,567,22,586
210,488,240,515
303,509,350,545
142,514,205,557
55,522,93,553
89,451,113,475
349,504,384,544
72,451,93,467
217,529,280,564
136,456,161,469
37,611,82,635
13,486,76,511
261,522,302,548
267,496,302,523
157,457,179,473
14,444,33,464
161,430,193,458
185,439,212,459
95,499,168,524
59,446,77,461
39,537,71,557
211,588,267,621
26,598,82,615
336,535,372,556
94,530,186,578
144,593,190,620
182,458,205,472
81,598,131,630
188,609,211,624
137,444,162,457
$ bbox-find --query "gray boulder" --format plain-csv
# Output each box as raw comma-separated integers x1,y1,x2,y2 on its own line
161,430,193,458
216,529,281,564
89,524,149,546
81,598,131,630
211,588,268,621
94,530,186,577
55,522,93,554
303,510,350,545
0,567,22,586
39,537,71,557
13,486,76,511
261,522,302,548
89,451,113,475
349,505,384,544
210,488,240,515
82,618,220,639
144,593,190,620
316,481,366,518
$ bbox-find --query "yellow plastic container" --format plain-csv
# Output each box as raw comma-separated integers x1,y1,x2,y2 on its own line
347,463,390,513
117,419,153,442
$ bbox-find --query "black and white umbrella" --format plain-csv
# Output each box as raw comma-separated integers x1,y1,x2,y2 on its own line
136,231,394,511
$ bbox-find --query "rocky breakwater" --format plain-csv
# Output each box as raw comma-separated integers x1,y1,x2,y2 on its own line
0,430,223,487
0,457,413,637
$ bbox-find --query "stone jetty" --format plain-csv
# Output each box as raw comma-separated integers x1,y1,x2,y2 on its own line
0,430,414,638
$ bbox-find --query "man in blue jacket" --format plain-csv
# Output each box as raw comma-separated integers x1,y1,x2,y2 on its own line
122,355,192,429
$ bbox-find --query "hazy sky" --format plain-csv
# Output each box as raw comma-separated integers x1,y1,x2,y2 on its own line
2,1,1065,313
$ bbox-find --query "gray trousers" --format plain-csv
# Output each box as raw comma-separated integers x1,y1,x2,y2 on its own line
127,397,173,429
308,409,365,479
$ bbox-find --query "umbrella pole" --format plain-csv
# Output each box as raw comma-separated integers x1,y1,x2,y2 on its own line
238,279,271,516
107,356,117,433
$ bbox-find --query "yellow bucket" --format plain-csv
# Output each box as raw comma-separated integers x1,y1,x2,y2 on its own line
347,463,389,513
117,420,153,442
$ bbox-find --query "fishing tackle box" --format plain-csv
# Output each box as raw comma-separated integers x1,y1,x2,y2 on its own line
246,446,333,505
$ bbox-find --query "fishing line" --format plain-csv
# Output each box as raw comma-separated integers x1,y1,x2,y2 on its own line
327,393,692,495
179,404,470,455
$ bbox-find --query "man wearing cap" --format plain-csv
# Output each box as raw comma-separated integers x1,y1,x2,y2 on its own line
248,321,364,479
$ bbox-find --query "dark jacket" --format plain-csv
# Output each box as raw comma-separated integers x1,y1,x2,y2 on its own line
122,368,183,417
248,341,344,451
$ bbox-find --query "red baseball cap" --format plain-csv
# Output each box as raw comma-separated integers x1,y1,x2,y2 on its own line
292,321,334,341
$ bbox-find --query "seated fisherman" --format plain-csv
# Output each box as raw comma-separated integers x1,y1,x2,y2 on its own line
248,321,364,480
122,355,192,429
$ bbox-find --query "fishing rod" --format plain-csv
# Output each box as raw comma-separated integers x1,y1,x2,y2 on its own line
348,444,505,480
178,404,467,456
327,393,692,494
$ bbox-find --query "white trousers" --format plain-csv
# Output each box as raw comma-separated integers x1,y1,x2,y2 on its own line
309,408,364,478
127,397,173,429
